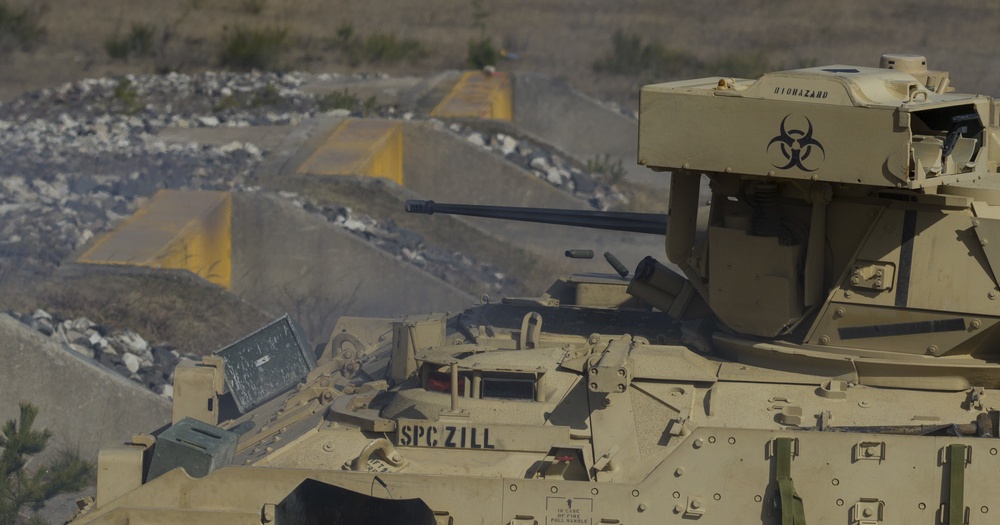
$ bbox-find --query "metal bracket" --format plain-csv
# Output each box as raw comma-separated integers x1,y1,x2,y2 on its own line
852,442,886,463
851,498,884,525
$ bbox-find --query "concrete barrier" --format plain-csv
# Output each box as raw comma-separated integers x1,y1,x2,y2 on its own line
431,71,513,121
0,314,170,463
402,122,663,276
230,192,473,342
297,118,404,185
77,190,232,289
513,73,666,190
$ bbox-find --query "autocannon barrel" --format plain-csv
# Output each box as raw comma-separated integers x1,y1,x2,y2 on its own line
404,200,668,235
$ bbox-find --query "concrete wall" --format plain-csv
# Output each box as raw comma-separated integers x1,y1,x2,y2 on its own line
0,314,170,463
230,192,473,343
513,73,668,190
403,122,664,277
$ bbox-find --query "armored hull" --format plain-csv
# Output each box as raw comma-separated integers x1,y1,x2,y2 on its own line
73,55,1000,524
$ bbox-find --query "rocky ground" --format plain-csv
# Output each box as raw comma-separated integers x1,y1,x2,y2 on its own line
0,69,634,397
0,70,626,278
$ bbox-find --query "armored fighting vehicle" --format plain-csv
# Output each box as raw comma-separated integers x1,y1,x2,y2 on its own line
72,54,1000,524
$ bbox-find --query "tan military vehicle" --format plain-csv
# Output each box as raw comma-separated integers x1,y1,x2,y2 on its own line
72,54,1000,524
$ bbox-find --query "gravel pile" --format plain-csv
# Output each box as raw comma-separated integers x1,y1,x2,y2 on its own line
0,70,617,278
452,124,628,210
295,195,516,293
8,308,183,399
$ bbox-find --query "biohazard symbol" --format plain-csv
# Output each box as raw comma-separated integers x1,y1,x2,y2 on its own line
766,115,826,172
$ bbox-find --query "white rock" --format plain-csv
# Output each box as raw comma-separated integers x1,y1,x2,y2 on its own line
159,384,173,399
219,141,244,154
32,309,52,321
499,135,517,156
466,133,485,147
67,343,95,360
197,116,220,127
342,218,367,232
114,329,149,357
545,167,564,185
325,109,350,117
529,157,549,170
122,352,141,374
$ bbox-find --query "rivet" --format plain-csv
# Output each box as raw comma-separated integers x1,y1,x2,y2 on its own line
844,290,854,298
713,493,722,501
590,383,598,390
591,488,599,495
693,438,704,449
982,506,989,514
831,478,839,486
990,290,998,300
590,368,599,375
990,448,998,455
971,319,982,329
675,467,685,477
638,503,647,512
708,436,716,443
754,495,762,502
819,335,830,345
690,498,702,510
767,170,775,176
674,504,684,513
863,508,873,518
728,437,736,444
602,397,612,407
836,499,844,506
983,238,989,246
927,345,939,355
550,486,558,494
672,491,680,499
918,502,926,510
632,490,640,497
835,307,846,317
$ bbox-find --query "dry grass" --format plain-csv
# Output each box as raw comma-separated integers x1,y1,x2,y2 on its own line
0,269,271,355
0,0,996,103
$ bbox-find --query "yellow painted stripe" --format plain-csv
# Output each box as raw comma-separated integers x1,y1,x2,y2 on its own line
297,118,404,185
430,71,513,121
77,190,232,289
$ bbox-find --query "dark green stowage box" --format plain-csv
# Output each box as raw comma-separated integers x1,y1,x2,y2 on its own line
147,417,239,481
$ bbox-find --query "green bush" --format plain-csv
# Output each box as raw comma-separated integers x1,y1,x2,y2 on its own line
105,23,155,60
0,403,95,524
0,1,46,52
466,36,498,69
593,29,772,79
328,22,429,67
113,78,143,115
240,0,266,15
317,89,378,116
220,25,288,71
586,154,627,185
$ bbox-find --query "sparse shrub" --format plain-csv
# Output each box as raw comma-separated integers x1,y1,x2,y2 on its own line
466,37,498,69
586,154,627,185
105,23,155,60
317,90,379,116
250,83,281,107
0,1,46,52
593,29,772,79
335,22,353,47
240,0,266,15
318,89,359,113
328,22,429,67
219,25,288,71
113,78,143,115
0,403,95,524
